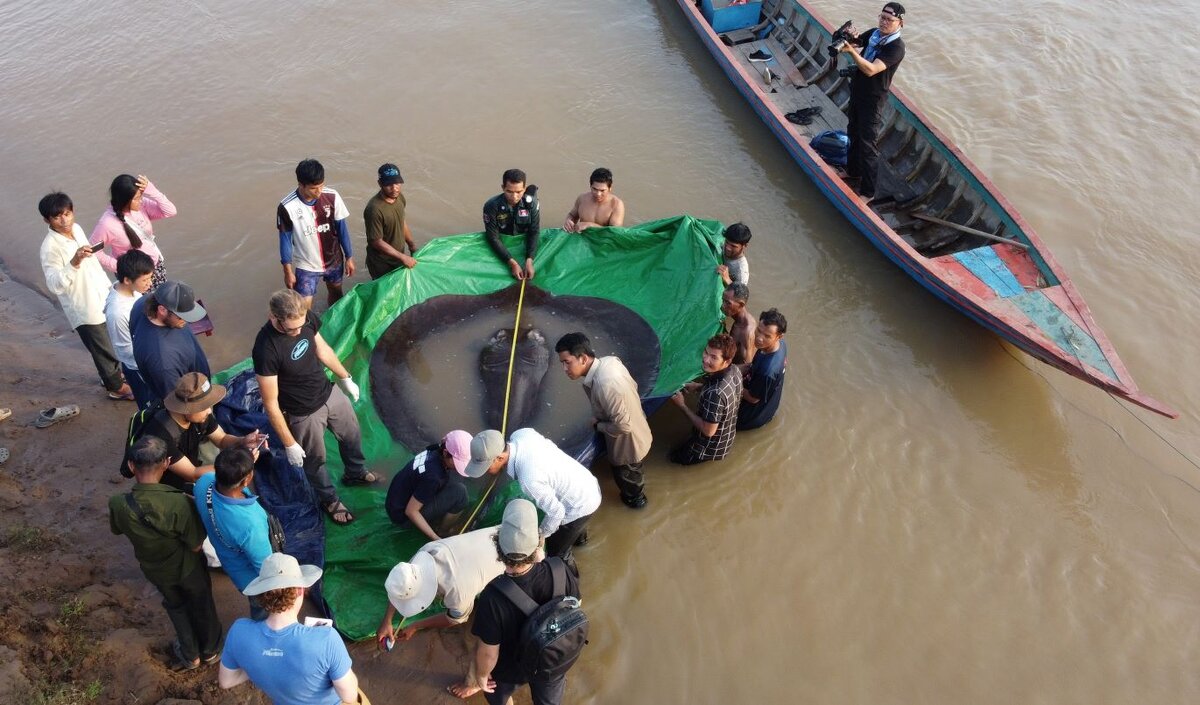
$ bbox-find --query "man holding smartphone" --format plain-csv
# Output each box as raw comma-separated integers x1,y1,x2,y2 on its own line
38,191,133,400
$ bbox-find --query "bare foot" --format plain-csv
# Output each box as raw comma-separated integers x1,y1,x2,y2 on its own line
448,682,481,699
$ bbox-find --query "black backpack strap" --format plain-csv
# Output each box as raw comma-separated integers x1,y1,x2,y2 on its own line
205,486,234,550
548,557,567,598
125,492,169,538
495,575,541,617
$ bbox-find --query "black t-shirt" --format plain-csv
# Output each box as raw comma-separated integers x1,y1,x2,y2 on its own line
850,29,905,102
140,408,219,492
251,310,333,416
384,444,450,524
472,559,581,684
737,341,787,430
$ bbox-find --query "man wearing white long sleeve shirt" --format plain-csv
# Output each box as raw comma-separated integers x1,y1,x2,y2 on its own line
38,192,131,400
464,428,601,560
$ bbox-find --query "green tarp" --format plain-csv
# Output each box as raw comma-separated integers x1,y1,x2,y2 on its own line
220,215,726,640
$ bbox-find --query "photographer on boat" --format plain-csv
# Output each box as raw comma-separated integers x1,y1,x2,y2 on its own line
837,2,906,200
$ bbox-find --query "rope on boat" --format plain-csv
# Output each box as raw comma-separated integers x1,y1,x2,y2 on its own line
994,338,1200,490
459,277,529,535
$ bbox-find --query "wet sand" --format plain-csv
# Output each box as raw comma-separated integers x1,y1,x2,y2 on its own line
0,271,470,704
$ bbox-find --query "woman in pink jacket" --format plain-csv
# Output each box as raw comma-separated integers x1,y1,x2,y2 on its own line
90,174,177,290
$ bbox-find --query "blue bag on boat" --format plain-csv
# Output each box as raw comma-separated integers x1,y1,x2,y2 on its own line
810,130,849,166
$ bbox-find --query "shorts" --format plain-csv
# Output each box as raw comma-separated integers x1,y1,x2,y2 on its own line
294,264,344,297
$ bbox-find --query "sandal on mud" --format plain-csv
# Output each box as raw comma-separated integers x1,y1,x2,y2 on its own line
107,388,135,401
342,470,382,487
0,448,8,465
200,652,221,666
0,408,11,423
324,501,355,526
34,405,80,429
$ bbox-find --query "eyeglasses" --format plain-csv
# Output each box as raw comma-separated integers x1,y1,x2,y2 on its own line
272,316,304,334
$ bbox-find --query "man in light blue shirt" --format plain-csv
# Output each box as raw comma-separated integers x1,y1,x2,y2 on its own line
193,447,271,617
219,553,360,705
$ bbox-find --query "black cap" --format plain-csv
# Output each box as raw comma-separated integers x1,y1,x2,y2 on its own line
378,163,403,185
882,2,905,19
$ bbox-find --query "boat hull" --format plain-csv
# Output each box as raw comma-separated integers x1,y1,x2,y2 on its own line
674,0,1175,418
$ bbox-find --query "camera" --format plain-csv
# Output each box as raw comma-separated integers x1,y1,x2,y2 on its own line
827,20,854,57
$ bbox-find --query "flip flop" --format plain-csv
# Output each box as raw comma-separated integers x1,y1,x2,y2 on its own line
0,448,8,465
35,405,80,429
342,470,383,487
785,112,813,125
324,501,355,526
0,408,11,423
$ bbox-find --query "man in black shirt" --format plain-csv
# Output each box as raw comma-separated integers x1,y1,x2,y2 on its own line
139,372,265,492
482,168,539,280
252,289,376,525
472,499,580,705
839,2,907,199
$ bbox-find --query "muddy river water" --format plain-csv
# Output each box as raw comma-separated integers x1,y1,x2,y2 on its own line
2,0,1200,702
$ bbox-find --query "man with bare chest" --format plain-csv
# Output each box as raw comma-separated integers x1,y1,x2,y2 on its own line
722,282,757,366
563,168,625,232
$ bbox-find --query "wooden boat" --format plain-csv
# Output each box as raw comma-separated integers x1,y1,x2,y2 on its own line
676,0,1176,418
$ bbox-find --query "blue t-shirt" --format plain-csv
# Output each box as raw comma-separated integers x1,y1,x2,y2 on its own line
737,340,787,430
193,473,271,591
221,618,352,705
129,301,211,402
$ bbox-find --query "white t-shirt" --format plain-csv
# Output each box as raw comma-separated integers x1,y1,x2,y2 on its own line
276,187,350,273
104,285,142,369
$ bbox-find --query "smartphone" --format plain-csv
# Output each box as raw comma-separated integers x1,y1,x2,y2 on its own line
254,435,269,451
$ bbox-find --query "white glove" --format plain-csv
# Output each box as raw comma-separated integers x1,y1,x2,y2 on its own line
285,443,306,468
337,376,360,403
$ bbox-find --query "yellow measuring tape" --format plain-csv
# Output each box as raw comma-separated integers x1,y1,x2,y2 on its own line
458,277,528,535
392,279,529,639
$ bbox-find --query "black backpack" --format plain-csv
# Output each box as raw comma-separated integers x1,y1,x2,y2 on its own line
118,400,166,478
495,557,589,680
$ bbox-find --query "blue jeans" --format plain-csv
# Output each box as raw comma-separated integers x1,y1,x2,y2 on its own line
123,365,153,409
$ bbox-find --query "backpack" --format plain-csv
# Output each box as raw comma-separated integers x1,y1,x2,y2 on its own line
118,400,166,478
810,130,850,166
494,557,589,681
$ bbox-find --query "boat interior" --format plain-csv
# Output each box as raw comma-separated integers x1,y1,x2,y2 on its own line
701,0,1038,267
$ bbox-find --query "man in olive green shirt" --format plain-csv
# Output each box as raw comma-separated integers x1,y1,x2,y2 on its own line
109,436,222,670
364,163,418,279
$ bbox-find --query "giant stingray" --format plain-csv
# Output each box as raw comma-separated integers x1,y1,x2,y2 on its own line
370,284,660,456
